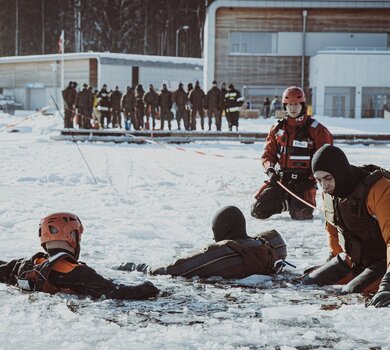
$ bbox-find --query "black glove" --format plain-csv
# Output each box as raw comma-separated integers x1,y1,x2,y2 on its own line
136,263,149,274
115,262,136,271
109,281,159,300
266,167,280,184
367,268,390,308
150,266,167,275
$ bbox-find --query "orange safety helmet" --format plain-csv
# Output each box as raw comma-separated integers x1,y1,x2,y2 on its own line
39,212,84,251
282,86,306,104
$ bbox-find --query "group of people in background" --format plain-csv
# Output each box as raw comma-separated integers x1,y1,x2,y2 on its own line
62,80,245,132
262,95,283,119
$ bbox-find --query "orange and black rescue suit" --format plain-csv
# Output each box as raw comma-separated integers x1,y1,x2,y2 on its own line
251,115,333,220
0,251,158,300
303,165,390,293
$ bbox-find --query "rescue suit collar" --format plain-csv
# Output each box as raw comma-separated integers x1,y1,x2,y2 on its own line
285,113,308,127
47,248,78,260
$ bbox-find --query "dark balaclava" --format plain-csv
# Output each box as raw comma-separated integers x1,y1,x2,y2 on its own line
212,206,248,242
312,145,367,198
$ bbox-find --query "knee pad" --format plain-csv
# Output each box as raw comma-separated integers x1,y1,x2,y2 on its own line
289,206,314,220
303,253,352,286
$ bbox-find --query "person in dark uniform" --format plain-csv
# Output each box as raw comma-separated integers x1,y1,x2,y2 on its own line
188,81,206,130
121,86,137,130
119,206,287,279
173,83,189,130
206,80,223,131
220,82,227,123
76,83,93,129
158,84,173,130
62,81,77,128
109,86,123,128
97,84,111,128
143,84,159,130
135,84,145,129
224,84,243,131
0,212,159,300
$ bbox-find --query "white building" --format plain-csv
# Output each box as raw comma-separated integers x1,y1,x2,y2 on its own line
310,48,390,119
0,52,203,110
203,0,390,118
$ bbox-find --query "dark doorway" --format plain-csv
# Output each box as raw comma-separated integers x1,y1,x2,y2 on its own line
132,66,139,87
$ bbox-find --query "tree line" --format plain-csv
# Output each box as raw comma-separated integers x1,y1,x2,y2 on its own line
0,0,208,58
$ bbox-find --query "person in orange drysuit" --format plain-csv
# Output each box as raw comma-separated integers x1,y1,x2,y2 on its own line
251,86,333,220
0,212,159,300
303,145,390,307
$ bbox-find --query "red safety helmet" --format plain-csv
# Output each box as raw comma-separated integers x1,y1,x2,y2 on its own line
39,212,84,251
282,86,306,104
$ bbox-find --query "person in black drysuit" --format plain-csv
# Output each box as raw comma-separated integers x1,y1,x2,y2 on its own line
62,81,77,128
109,86,123,128
206,80,223,131
118,206,287,279
0,212,159,300
97,84,111,128
224,84,244,131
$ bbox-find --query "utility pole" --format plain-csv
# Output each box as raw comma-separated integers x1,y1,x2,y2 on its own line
144,1,148,55
176,25,189,57
15,0,19,56
301,10,308,90
74,0,82,52
41,0,45,54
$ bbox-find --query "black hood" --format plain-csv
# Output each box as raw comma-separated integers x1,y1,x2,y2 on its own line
212,206,248,242
312,145,367,198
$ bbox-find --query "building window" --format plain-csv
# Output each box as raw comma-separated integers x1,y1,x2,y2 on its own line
362,87,390,118
229,32,277,55
324,87,355,118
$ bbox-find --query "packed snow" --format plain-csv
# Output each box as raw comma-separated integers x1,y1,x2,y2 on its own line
0,111,390,350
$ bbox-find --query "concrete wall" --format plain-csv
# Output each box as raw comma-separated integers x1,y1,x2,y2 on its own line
98,64,203,92
139,66,203,91
99,63,133,90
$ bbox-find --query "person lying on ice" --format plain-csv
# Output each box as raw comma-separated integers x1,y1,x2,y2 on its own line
303,145,390,307
118,206,288,279
0,212,159,300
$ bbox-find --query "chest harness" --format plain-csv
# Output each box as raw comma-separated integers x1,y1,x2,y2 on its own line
17,252,77,294
324,166,390,268
273,118,317,179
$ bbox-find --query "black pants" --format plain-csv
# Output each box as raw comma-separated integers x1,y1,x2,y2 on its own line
176,109,189,130
111,108,122,128
207,108,221,130
226,111,239,130
64,107,74,128
160,108,172,130
250,180,315,220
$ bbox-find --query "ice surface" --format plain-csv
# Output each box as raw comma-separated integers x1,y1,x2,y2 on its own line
1,111,390,349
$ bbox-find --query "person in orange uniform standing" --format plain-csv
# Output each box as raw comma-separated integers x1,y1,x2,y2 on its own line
0,212,159,300
303,145,390,307
251,86,333,220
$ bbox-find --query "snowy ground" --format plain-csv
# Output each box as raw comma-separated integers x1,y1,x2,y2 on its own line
1,111,390,350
